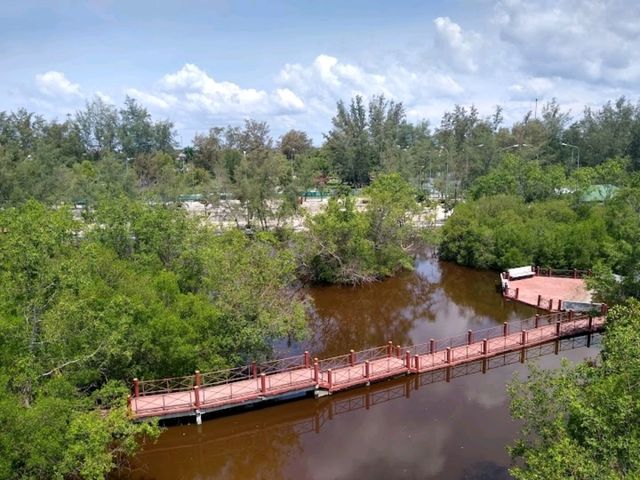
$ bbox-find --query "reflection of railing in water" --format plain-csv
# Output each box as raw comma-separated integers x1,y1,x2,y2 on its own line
142,333,601,457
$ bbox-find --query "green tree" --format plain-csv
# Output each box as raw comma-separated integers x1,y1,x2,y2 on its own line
509,299,640,479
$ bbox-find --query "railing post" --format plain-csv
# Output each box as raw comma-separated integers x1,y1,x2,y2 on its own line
446,347,452,364
557,299,562,311
133,378,139,398
313,358,319,384
535,266,539,276
555,320,561,337
387,341,393,357
521,330,526,345
537,294,542,307
588,315,593,331
515,287,519,299
405,350,411,370
350,349,355,367
568,309,574,322
365,361,370,379
548,268,552,277
396,345,401,358
327,369,333,390
127,394,132,413
195,370,201,388
503,322,508,337
548,298,553,311
535,314,540,329
467,330,473,345
482,338,488,355
413,355,420,372
194,385,200,408
251,361,257,379
304,351,310,368
573,268,577,279
260,373,266,394
429,339,435,354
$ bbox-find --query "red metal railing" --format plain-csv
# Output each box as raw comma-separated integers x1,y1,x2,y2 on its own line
131,310,605,418
535,267,592,279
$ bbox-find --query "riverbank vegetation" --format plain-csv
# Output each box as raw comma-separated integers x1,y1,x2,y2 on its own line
509,299,640,479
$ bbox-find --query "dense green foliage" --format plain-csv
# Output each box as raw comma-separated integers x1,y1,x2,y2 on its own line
301,173,418,284
509,300,640,479
3,92,640,478
0,201,306,478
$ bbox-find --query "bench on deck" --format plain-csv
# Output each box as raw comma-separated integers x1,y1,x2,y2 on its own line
507,266,534,280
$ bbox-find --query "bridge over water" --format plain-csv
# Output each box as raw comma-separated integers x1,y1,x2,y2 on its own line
129,309,606,424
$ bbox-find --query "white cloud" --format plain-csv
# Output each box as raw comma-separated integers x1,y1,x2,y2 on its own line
433,17,481,73
125,88,175,110
508,77,555,100
160,63,267,112
274,88,305,111
494,0,640,85
35,71,82,98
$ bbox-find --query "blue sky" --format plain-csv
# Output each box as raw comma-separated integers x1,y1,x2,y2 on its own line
2,0,639,144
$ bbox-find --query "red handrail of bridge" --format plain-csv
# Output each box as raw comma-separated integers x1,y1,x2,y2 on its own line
129,308,607,419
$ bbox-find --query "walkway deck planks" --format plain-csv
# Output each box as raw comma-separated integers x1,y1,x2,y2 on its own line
130,311,605,421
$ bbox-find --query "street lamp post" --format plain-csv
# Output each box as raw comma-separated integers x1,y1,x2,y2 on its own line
560,142,580,169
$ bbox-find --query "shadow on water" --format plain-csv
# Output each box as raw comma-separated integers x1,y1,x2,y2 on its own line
119,334,601,480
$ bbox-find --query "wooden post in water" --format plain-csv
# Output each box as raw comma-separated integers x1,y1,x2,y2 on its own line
482,357,487,374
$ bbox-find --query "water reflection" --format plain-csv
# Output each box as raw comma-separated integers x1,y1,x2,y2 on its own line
122,334,600,480
300,257,536,359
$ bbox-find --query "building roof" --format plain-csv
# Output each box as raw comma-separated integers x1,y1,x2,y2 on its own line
580,184,619,202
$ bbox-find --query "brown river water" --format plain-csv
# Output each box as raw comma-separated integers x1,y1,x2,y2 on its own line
117,256,601,480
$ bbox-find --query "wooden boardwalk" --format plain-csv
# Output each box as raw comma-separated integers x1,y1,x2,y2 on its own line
502,267,599,311
130,310,605,421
